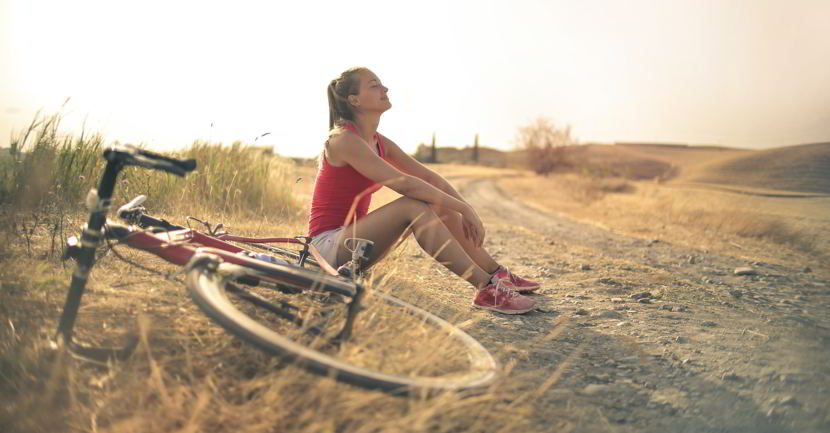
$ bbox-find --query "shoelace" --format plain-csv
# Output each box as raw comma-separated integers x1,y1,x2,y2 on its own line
493,279,518,298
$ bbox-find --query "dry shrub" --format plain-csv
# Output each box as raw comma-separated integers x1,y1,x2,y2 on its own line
563,175,635,204
516,117,575,175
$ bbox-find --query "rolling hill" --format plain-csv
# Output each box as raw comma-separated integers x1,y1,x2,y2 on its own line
681,142,830,194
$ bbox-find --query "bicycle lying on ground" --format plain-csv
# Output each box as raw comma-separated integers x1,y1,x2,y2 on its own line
55,144,498,393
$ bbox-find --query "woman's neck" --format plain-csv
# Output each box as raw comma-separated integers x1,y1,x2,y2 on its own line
352,114,381,142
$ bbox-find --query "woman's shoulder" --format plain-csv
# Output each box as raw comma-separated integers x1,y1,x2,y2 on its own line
326,127,362,149
325,127,365,166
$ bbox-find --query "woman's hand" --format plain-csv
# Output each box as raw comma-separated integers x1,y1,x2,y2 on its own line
461,205,485,248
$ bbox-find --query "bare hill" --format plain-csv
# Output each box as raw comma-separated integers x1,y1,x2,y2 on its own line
612,142,749,174
682,142,830,194
411,141,830,193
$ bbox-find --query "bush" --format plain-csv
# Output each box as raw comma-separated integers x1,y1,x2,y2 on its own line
516,117,575,175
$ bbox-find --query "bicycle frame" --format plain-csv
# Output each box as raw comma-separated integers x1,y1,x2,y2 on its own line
56,145,363,362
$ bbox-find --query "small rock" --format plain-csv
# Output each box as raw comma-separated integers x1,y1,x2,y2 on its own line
582,384,611,395
637,298,652,304
734,267,758,276
574,309,590,316
580,264,592,271
701,321,718,327
722,372,741,381
778,395,799,406
594,309,623,319
648,239,659,246
681,358,692,365
687,255,697,264
598,277,621,286
611,298,624,303
616,321,631,327
802,266,812,273
661,304,674,311
729,289,743,298
675,305,690,313
674,336,689,344
630,292,652,300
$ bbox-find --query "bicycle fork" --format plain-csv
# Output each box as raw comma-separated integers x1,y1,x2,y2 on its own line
55,160,138,361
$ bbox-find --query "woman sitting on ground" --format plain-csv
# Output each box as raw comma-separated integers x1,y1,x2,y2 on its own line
307,66,539,315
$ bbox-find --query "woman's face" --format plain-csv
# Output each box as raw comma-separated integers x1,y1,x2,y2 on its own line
350,69,391,114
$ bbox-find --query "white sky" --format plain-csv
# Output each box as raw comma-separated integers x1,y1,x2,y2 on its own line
2,0,829,157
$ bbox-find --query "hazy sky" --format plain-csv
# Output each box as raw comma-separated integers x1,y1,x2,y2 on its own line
2,0,829,157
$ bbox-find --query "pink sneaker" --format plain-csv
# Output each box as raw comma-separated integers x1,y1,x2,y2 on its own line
473,281,536,314
492,265,541,294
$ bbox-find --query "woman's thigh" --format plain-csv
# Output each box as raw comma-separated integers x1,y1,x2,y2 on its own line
333,196,432,267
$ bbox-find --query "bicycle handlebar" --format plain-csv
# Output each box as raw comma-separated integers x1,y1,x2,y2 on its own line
103,144,197,177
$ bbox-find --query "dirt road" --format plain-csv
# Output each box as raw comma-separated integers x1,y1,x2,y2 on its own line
404,176,830,432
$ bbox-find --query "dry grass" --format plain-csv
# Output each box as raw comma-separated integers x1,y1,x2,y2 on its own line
0,202,551,433
0,115,556,432
501,173,830,266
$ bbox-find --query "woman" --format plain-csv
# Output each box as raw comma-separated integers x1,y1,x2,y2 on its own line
307,67,539,315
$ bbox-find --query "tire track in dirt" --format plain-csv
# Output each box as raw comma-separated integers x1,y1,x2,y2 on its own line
457,176,830,433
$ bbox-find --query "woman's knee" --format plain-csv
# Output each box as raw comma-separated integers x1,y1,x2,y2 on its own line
396,197,433,221
428,203,455,221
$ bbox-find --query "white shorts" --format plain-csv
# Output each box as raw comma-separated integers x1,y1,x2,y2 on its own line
310,226,344,267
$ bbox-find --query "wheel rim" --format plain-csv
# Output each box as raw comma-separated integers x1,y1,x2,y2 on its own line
186,265,499,392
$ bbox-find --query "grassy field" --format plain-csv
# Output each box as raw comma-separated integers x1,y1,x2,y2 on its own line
498,140,830,269
2,113,827,432
0,116,541,433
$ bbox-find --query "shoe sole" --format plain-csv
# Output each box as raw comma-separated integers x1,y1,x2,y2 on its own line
516,286,539,294
472,303,534,315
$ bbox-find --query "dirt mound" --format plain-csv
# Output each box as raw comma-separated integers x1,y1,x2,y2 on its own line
683,142,830,194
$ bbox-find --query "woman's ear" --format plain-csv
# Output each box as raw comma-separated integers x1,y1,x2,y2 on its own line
348,95,360,107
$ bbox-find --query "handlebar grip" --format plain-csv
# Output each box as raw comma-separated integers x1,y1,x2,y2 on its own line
103,144,197,177
136,148,197,172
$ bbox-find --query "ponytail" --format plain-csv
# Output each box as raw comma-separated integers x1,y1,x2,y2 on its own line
326,67,367,133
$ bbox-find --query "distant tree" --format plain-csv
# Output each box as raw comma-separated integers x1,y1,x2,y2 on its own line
430,132,437,163
472,133,479,163
517,117,575,175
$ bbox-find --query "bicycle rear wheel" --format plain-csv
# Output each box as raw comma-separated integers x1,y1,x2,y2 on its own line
185,253,498,393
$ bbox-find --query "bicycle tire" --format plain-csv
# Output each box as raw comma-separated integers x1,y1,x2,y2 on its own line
185,254,498,393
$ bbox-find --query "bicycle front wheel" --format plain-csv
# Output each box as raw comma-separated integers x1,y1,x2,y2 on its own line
185,253,498,393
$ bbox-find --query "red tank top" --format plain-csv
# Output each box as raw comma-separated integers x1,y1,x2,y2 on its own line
307,123,386,237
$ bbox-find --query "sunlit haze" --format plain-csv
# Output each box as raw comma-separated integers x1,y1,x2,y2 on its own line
2,0,829,157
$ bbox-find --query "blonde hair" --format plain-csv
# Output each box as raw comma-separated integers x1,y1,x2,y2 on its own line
327,66,368,131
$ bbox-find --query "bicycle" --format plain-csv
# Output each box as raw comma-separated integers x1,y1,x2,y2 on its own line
55,144,499,393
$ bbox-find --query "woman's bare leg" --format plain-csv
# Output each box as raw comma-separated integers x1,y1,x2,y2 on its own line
430,204,500,274
334,197,492,289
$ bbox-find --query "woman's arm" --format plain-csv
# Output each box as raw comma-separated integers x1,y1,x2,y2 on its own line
380,134,467,203
327,133,468,215
327,132,485,246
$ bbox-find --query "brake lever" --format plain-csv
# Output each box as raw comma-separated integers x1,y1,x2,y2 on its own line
117,195,147,219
